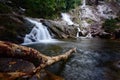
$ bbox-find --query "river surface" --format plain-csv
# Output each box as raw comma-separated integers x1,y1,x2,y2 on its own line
25,38,120,80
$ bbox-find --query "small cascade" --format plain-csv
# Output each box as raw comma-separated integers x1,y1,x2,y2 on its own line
86,33,92,38
61,13,74,25
81,0,86,8
76,27,81,38
76,0,93,38
23,18,55,44
76,27,92,38
77,0,118,39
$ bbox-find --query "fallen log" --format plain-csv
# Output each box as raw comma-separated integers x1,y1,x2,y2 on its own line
0,41,76,79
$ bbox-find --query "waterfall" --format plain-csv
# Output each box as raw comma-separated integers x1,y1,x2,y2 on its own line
23,18,56,44
76,0,118,39
77,0,92,39
86,33,92,38
81,0,86,8
76,27,81,38
61,13,74,25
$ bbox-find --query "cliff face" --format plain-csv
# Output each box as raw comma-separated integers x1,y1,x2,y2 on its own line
0,1,34,44
0,0,120,43
0,6,32,44
0,14,33,44
69,0,120,39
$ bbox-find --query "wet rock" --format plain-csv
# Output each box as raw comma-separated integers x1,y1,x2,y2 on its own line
113,61,120,69
113,29,120,39
40,70,64,80
40,19,77,39
0,58,35,73
0,14,33,44
69,1,120,39
98,32,111,39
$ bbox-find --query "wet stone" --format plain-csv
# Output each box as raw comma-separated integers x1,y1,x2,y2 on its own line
0,58,35,73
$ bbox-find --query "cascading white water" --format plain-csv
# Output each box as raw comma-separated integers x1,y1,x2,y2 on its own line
23,18,55,44
81,0,86,8
76,0,93,38
79,0,118,39
76,27,81,38
86,33,92,38
61,13,74,25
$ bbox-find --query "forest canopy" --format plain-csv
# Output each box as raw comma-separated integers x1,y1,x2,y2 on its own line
8,0,82,18
1,0,120,18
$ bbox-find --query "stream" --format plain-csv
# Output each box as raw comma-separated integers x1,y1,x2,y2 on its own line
25,38,120,80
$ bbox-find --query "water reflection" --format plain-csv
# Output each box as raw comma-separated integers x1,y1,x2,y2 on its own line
26,38,120,80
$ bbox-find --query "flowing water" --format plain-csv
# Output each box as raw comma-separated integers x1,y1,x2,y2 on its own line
61,13,74,25
23,18,57,44
25,38,120,80
82,0,86,7
22,2,119,79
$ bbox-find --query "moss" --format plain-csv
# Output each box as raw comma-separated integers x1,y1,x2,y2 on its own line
86,19,94,24
102,18,120,33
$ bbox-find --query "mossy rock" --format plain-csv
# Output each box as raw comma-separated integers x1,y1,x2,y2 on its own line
102,18,120,33
102,18,120,39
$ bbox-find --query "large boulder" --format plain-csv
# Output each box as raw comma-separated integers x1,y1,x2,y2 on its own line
0,13,33,44
40,19,77,39
0,2,34,44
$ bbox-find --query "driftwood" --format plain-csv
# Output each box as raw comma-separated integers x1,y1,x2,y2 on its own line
0,41,76,80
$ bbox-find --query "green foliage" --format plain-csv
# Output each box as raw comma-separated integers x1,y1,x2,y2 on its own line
103,18,120,33
8,0,82,18
22,0,56,18
117,0,120,3
65,0,82,11
55,0,66,12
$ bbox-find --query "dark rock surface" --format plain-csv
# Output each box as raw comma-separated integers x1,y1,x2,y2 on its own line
40,19,77,39
0,13,34,44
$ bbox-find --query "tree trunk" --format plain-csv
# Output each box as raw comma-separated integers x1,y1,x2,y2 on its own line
0,41,76,79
